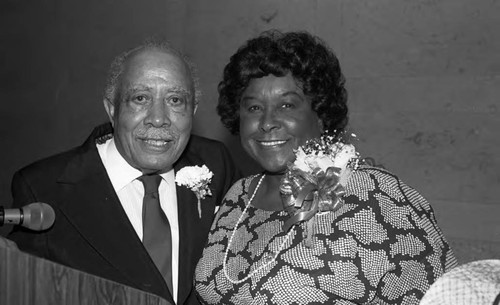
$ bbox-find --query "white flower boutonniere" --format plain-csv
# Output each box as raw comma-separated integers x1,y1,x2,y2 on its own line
175,165,214,218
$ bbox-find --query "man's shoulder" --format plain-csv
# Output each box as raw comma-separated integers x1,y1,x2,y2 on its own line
181,134,235,172
15,124,105,179
184,134,229,156
186,134,226,148
16,146,82,179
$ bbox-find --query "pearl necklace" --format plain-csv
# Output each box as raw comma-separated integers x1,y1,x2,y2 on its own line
223,174,296,284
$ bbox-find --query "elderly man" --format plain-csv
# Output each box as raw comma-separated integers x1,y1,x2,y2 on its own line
8,41,239,305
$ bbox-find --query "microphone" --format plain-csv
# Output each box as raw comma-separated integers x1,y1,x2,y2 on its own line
0,202,55,231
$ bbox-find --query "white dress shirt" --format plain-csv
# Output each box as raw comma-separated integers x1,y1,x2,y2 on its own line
97,138,179,303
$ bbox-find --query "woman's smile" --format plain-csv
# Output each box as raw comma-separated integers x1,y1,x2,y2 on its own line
257,140,288,147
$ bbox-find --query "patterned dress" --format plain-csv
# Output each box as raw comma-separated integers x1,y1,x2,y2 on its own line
194,165,457,304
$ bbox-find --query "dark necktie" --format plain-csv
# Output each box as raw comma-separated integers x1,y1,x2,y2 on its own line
139,174,173,296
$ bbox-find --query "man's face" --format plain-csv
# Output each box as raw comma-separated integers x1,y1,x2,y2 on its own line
104,49,197,174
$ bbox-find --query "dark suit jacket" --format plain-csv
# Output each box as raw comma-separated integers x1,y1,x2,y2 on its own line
8,123,240,304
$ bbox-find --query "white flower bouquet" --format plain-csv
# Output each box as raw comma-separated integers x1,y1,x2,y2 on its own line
280,132,360,247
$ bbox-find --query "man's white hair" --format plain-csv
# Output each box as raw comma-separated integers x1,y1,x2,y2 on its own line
103,39,201,105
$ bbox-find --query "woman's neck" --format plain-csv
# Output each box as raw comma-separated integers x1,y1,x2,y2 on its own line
250,173,285,211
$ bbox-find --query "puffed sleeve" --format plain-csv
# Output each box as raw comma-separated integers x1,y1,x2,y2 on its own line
362,167,458,304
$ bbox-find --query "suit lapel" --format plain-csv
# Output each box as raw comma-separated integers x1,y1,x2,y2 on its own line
56,129,173,303
175,156,198,304
175,151,218,304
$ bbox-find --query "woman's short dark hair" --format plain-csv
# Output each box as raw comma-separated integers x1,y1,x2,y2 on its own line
217,30,348,135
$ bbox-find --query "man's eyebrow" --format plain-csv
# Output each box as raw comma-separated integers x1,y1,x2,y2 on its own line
167,86,192,96
126,85,153,94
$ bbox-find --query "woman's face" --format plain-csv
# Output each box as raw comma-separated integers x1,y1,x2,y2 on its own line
239,73,323,174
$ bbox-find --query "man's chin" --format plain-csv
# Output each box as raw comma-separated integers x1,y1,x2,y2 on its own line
134,157,177,174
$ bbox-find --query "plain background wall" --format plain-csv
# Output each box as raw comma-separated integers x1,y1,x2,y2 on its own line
1,0,499,263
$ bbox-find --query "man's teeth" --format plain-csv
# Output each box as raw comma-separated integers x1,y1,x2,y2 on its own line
144,139,168,146
260,140,286,146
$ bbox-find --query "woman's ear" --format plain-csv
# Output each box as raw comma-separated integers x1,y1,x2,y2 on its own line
317,117,325,134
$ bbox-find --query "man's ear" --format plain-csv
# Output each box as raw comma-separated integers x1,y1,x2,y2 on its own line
103,98,116,127
193,102,199,115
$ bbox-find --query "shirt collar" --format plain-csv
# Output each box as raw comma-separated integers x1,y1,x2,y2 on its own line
100,138,174,191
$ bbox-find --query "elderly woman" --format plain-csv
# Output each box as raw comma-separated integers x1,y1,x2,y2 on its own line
194,30,457,304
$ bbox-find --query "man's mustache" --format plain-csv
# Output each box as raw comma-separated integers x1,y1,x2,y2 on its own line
135,127,178,139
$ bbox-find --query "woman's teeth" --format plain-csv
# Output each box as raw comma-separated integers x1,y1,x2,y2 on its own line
260,140,286,146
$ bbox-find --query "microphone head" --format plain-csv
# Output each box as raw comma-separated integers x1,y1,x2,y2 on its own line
21,202,55,231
